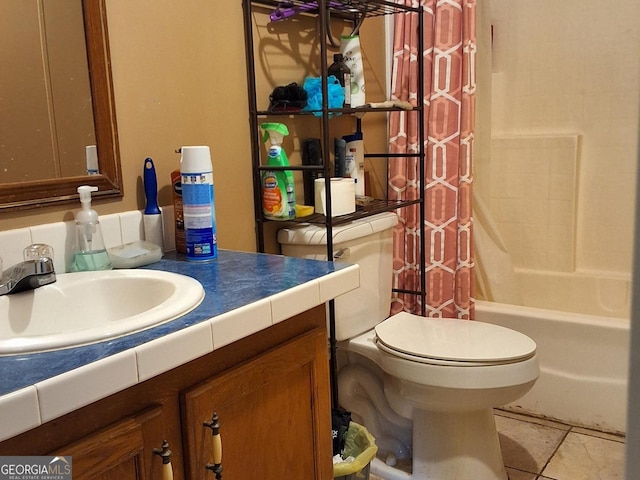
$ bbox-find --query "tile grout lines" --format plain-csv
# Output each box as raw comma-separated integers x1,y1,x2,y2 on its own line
534,425,572,480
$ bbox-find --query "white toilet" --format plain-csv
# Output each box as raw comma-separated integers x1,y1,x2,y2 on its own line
278,212,539,480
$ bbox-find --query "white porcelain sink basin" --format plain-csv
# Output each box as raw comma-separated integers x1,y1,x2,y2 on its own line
0,270,205,355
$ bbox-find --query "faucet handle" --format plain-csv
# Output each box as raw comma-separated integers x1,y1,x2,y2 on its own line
23,244,54,262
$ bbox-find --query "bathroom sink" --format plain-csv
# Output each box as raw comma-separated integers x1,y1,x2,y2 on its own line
0,269,205,355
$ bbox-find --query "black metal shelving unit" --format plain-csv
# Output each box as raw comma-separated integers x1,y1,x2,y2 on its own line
242,0,426,408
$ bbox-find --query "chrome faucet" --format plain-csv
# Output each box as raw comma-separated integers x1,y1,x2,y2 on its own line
0,244,57,296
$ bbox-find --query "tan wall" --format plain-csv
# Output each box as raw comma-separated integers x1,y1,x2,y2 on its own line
0,1,389,254
0,0,257,252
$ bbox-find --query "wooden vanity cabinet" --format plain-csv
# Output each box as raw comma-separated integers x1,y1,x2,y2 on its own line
183,327,330,479
56,406,169,480
0,305,333,480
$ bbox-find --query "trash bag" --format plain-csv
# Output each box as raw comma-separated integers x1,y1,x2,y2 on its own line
332,408,352,456
333,422,378,478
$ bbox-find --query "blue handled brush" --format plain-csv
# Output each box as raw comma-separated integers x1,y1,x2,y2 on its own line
143,158,164,251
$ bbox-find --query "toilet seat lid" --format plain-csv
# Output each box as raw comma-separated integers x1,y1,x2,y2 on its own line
375,312,537,364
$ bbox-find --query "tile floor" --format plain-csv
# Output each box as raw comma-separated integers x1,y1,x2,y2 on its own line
370,409,626,480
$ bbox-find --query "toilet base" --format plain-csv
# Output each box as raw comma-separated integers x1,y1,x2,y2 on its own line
371,408,508,480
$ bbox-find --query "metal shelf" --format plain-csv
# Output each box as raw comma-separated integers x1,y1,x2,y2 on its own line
254,106,422,117
255,198,422,226
243,0,426,409
250,0,422,19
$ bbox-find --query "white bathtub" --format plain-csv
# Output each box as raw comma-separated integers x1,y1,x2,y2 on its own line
513,268,631,319
475,299,630,434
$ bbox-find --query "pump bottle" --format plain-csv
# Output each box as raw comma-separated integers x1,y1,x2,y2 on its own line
71,185,112,271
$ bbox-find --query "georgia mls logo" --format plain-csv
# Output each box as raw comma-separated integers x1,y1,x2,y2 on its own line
0,456,72,480
48,457,71,475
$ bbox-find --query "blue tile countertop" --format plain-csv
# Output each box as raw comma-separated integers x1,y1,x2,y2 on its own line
0,250,359,441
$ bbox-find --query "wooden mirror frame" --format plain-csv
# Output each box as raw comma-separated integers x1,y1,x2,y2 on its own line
0,0,122,211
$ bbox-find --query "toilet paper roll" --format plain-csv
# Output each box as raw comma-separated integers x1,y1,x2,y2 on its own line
314,178,356,217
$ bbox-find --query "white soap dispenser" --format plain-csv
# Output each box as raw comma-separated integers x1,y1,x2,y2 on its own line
71,185,112,272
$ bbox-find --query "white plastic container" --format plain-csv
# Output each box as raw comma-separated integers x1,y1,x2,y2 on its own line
108,240,162,269
85,145,98,175
180,146,218,261
343,133,365,196
340,35,365,107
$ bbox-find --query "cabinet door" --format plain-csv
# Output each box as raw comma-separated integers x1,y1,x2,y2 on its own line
52,406,173,480
182,329,332,480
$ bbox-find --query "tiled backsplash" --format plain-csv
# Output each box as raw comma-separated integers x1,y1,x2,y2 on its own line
0,206,176,274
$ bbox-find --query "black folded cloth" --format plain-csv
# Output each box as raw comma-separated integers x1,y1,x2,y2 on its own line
269,82,308,112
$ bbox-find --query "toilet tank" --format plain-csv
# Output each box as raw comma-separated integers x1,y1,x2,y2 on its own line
277,212,398,340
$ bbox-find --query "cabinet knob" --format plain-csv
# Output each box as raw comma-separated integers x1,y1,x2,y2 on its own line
153,440,174,480
203,413,223,479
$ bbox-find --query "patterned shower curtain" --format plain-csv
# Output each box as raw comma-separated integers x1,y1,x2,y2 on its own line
388,0,476,319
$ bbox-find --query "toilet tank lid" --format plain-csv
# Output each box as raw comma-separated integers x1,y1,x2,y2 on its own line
277,212,398,246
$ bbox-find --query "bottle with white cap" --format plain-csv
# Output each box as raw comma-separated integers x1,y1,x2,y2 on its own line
71,185,112,271
180,146,218,261
86,145,99,175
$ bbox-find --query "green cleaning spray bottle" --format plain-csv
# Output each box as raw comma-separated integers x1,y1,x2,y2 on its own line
261,122,295,220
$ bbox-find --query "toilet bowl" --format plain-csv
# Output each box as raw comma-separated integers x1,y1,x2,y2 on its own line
278,213,539,480
341,313,538,480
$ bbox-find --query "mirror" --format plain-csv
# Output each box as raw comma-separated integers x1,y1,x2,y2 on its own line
0,0,122,211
